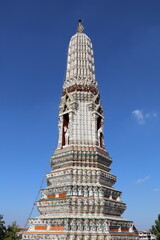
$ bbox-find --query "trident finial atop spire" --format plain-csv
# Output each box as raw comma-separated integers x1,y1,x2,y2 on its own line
77,19,84,33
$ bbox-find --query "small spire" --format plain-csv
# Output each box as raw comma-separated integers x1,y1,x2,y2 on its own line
77,19,84,33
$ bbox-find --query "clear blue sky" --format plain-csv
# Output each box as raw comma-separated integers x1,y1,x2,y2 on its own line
0,0,160,231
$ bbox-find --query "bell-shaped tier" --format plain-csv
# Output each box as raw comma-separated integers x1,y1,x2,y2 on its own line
63,22,97,89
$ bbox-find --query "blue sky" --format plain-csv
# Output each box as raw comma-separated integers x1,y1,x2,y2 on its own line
0,0,160,231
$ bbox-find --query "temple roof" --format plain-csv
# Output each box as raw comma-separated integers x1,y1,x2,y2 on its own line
63,22,97,89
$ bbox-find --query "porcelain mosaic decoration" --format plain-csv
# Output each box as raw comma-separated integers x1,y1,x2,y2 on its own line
22,21,139,240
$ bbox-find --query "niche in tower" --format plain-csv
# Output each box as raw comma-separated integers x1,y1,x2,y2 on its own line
97,115,103,148
95,95,100,105
62,113,69,146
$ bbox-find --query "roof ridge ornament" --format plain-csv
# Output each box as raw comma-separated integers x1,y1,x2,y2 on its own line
77,19,84,33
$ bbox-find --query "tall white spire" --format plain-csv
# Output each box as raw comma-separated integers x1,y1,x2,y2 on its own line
22,22,139,240
58,21,103,149
63,20,97,89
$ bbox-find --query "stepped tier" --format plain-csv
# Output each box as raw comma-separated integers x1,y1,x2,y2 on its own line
45,168,117,188
50,147,112,172
23,216,137,240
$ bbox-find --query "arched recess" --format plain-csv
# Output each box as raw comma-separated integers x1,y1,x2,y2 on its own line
95,95,100,105
97,115,104,148
62,113,69,146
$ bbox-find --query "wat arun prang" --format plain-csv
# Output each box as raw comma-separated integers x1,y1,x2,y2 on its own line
22,21,139,240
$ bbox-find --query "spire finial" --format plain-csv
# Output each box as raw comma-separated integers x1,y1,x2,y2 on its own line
77,19,84,33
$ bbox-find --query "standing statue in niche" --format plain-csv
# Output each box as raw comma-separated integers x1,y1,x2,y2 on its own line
64,125,69,145
98,126,104,148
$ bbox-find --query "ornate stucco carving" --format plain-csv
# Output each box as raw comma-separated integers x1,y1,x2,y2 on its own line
22,22,138,240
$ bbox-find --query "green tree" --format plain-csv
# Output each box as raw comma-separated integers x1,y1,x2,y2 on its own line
4,221,21,240
0,215,6,240
150,214,160,240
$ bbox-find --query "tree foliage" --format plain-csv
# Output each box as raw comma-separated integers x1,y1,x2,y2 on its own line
150,214,160,240
0,215,21,240
4,221,21,240
0,215,6,240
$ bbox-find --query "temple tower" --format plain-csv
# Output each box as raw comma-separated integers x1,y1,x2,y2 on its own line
23,21,139,240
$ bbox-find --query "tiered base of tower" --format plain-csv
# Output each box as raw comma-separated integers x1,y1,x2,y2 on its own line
23,218,138,240
23,146,138,240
